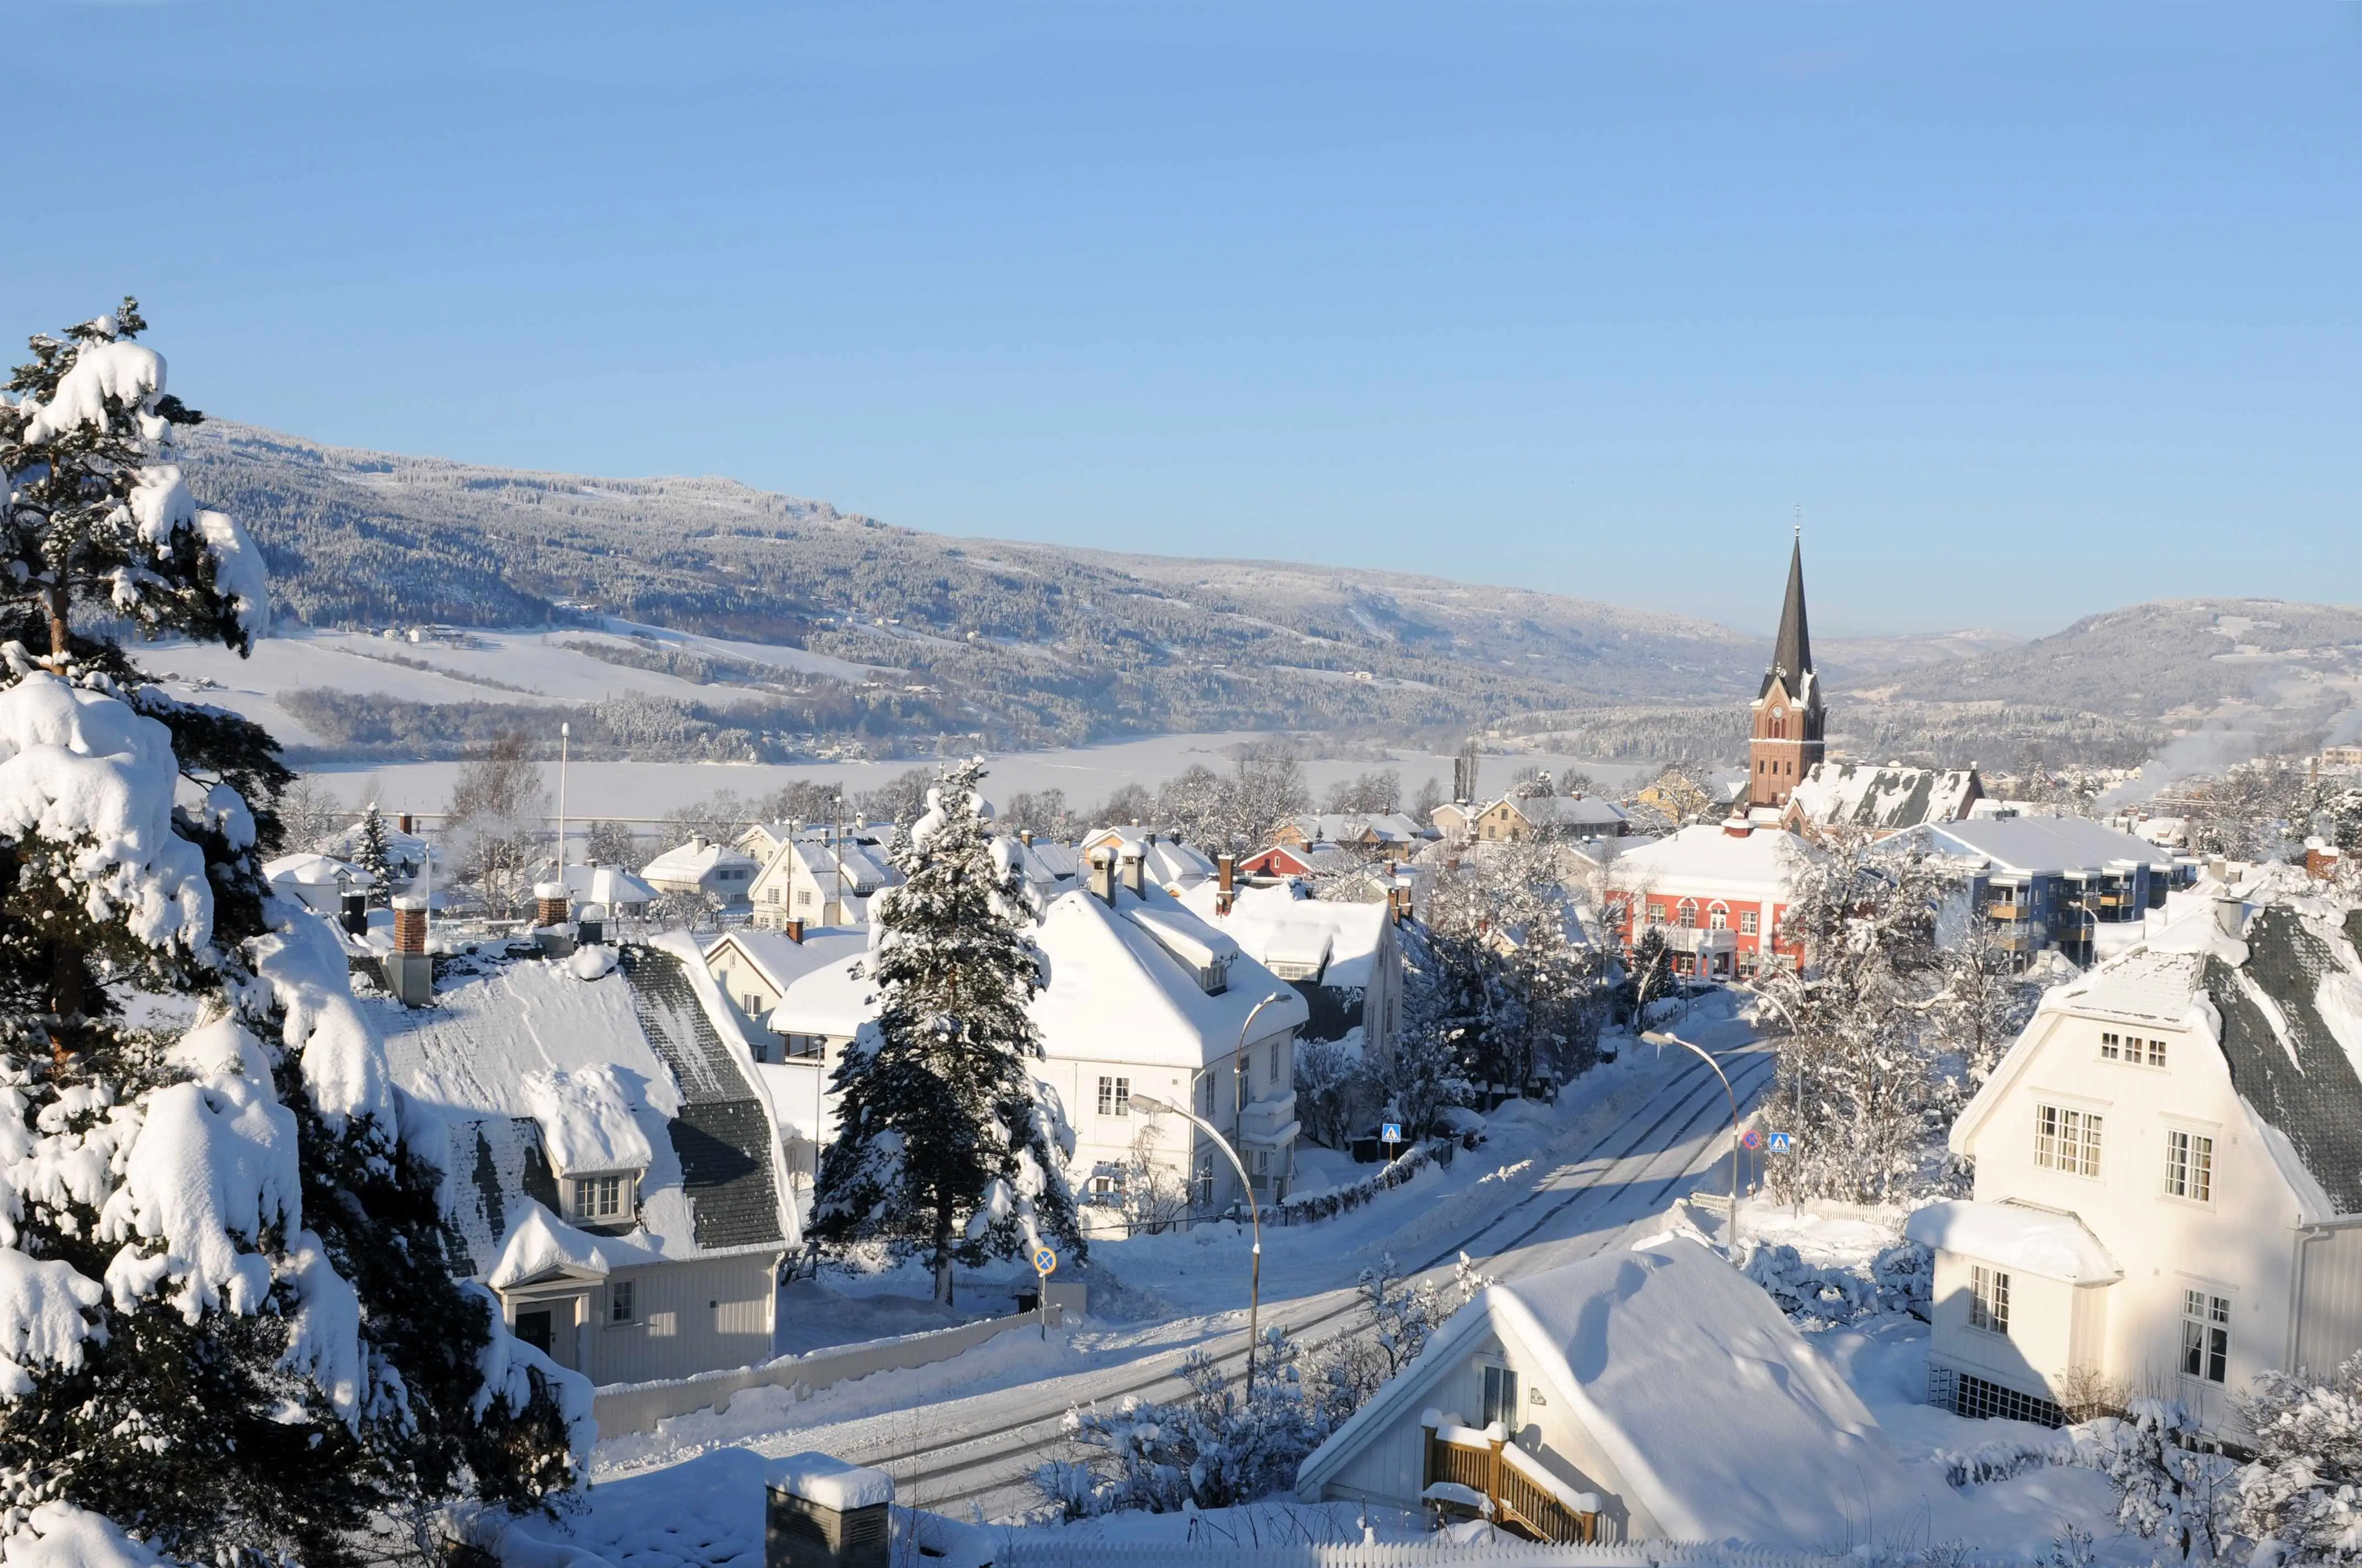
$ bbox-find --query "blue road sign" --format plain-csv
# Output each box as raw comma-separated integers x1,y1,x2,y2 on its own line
1033,1246,1058,1276
1767,1131,1794,1155
1381,1121,1404,1144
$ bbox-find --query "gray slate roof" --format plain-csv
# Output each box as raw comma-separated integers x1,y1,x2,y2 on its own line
2203,907,2362,1216
619,945,788,1250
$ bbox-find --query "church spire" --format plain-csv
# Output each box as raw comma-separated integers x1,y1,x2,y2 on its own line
1770,528,1813,687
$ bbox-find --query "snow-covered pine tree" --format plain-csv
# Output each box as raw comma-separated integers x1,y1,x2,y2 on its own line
0,299,267,667
0,304,584,1564
810,759,1080,1304
356,799,393,901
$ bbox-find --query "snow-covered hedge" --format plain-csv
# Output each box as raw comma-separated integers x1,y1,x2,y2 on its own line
1268,1138,1451,1229
1741,1238,1930,1326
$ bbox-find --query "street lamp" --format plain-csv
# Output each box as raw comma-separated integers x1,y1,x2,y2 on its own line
1129,1088,1267,1401
1640,1029,1746,1255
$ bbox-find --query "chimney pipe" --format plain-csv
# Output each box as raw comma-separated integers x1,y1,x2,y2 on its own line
1216,853,1235,916
1020,829,1034,847
339,888,368,939
575,902,606,946
785,917,804,944
1118,844,1145,897
2213,897,2246,940
1088,847,1116,904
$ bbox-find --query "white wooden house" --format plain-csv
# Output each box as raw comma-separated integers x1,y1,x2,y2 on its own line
364,933,797,1386
640,836,760,913
765,850,1309,1217
1296,1240,1929,1543
748,835,898,929
1920,892,2362,1438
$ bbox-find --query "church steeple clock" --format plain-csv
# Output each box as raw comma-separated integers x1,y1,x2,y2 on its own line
1748,531,1825,810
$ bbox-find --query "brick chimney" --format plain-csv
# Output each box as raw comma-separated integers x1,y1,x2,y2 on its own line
534,880,569,929
1723,815,1753,839
1215,853,1235,916
397,813,413,835
785,917,805,944
1020,829,1034,847
387,895,432,1007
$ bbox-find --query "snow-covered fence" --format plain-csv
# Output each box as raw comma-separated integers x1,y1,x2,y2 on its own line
591,1309,1057,1436
996,1540,2032,1568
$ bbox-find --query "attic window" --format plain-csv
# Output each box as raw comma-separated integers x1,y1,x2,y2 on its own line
570,1173,637,1225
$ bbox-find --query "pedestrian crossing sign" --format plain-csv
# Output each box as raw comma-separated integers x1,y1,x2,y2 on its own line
1767,1131,1794,1155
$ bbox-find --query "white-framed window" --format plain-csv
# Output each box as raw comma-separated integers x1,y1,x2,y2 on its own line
573,1173,629,1221
2100,1031,2121,1060
742,991,763,1016
1098,1076,1130,1117
609,1279,636,1324
2182,1289,2229,1383
1739,910,1760,935
1481,1363,1521,1429
1677,899,1698,929
1709,903,1729,930
2165,1129,2214,1202
1647,904,1666,926
2034,1103,2104,1177
797,889,814,907
767,888,781,905
2146,1037,2169,1068
1969,1264,2010,1335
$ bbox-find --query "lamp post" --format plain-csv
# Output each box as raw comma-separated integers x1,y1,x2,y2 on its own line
556,722,570,877
1130,1089,1267,1400
1641,1030,1745,1255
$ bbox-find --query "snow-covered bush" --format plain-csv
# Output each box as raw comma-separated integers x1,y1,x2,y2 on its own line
1743,1238,1930,1326
2102,1397,2230,1561
1040,1330,1345,1517
2233,1351,2362,1565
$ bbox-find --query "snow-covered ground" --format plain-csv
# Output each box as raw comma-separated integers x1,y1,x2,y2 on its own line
492,1018,2160,1567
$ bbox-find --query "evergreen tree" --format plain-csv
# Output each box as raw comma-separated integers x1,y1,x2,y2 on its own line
0,304,582,1562
356,799,393,900
0,298,266,666
811,759,1080,1304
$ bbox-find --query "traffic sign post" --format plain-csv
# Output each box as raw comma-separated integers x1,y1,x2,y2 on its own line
1381,1120,1404,1162
1033,1246,1058,1340
1767,1131,1794,1155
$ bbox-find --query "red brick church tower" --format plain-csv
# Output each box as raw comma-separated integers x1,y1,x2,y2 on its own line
1748,532,1825,810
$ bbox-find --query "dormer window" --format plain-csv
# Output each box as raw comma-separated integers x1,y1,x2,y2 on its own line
568,1171,639,1226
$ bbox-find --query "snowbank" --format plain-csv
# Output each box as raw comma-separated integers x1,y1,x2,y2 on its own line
0,673,212,952
523,1066,653,1176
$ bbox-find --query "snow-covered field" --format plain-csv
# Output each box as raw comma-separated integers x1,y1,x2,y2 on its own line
132,627,1647,818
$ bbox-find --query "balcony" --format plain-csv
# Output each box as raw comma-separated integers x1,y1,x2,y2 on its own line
1658,926,1737,957
1422,1418,1600,1543
1984,902,2029,922
1990,921,2039,952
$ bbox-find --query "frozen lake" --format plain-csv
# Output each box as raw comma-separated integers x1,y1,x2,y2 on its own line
303,732,1652,823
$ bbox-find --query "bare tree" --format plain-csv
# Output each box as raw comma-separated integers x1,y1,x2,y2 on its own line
446,732,549,917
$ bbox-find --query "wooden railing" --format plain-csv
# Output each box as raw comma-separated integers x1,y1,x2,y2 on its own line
1422,1428,1599,1544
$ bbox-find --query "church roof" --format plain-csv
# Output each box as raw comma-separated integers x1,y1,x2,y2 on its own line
1757,533,1817,701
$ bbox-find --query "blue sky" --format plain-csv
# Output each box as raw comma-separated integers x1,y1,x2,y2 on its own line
7,3,2355,637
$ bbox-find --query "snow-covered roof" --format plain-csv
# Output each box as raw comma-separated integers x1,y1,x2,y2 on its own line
1919,817,2163,874
1500,794,1628,831
703,927,868,999
264,852,372,889
1181,881,1390,991
563,862,657,908
640,837,759,884
363,934,794,1272
2050,947,2204,1026
1077,827,1216,885
769,882,1307,1070
522,1064,655,1177
1604,823,1819,896
1904,1200,2121,1284
1298,1239,1926,1544
1789,763,1979,832
786,837,897,891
